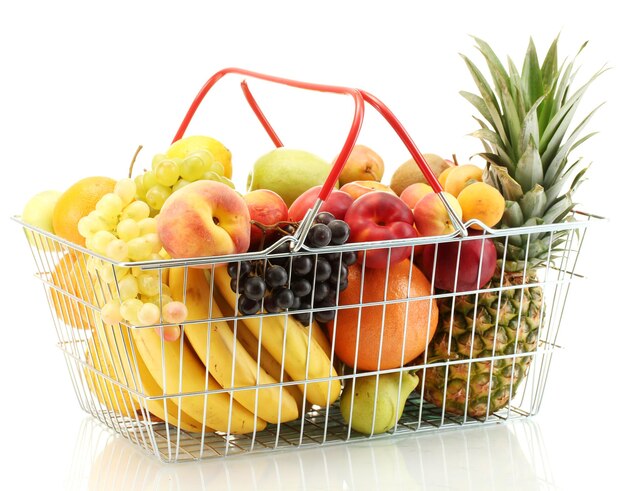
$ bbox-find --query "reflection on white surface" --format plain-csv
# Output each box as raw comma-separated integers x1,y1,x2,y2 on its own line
69,417,557,490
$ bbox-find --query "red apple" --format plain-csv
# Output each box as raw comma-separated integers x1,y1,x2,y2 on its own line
288,185,354,221
420,234,496,292
243,189,289,250
343,191,417,269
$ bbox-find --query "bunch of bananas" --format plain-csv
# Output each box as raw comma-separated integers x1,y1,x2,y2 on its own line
84,264,341,434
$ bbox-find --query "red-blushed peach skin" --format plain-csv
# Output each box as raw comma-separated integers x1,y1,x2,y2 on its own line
157,180,250,261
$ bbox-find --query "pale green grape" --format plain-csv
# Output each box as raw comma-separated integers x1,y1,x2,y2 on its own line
172,179,190,192
180,155,205,181
83,211,112,234
219,176,236,189
118,274,139,300
160,284,171,297
138,302,161,326
202,170,221,182
137,217,157,235
97,262,118,284
162,301,188,323
114,178,137,206
142,170,158,190
143,293,172,306
77,216,97,239
155,159,180,187
101,301,123,325
120,298,143,324
145,184,171,211
91,230,117,255
121,200,150,221
151,153,167,171
89,210,117,231
134,175,147,200
206,160,225,176
113,266,130,280
96,193,124,220
106,239,129,262
117,218,140,242
143,232,162,253
127,237,152,261
189,149,215,171
137,273,160,296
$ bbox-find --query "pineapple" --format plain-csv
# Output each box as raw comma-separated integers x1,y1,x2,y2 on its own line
422,36,605,418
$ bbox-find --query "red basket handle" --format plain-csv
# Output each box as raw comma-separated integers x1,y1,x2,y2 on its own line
172,67,467,248
172,67,365,205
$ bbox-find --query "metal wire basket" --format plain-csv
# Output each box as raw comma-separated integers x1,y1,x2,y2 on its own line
13,68,600,463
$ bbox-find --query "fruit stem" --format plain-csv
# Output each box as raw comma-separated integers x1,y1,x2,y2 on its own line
128,145,144,178
452,154,459,166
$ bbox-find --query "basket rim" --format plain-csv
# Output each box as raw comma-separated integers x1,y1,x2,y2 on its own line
12,209,603,270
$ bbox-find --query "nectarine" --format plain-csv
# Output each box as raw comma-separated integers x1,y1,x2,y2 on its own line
244,189,289,250
413,192,463,237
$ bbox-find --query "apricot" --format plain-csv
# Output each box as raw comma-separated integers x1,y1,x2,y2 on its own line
444,164,483,197
438,166,455,189
457,182,505,230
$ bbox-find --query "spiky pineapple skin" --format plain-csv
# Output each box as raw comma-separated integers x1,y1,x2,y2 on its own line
422,271,543,418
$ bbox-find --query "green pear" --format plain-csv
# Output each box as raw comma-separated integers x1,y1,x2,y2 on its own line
340,371,419,435
247,148,333,206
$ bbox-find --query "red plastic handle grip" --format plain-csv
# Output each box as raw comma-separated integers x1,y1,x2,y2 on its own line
171,67,365,202
236,78,444,194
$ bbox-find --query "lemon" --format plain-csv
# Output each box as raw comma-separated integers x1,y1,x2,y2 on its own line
166,135,232,179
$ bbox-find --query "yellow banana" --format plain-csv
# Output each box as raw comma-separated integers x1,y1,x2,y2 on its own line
129,319,265,434
84,335,141,419
213,265,341,407
93,323,205,433
169,267,299,424
229,312,308,417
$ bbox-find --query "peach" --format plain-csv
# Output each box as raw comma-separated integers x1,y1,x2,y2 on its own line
457,182,505,230
340,180,396,200
335,144,385,186
244,189,289,250
157,180,250,261
444,164,483,197
413,191,463,237
400,183,433,209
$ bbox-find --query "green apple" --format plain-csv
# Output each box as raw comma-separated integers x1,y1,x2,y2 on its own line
22,190,62,249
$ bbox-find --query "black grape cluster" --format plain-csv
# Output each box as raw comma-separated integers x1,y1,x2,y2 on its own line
227,212,356,325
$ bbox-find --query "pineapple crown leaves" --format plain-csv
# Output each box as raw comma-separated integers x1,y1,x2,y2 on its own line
460,35,608,230
461,35,607,271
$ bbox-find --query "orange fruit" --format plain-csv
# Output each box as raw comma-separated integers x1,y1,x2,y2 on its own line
328,259,438,370
52,176,116,246
50,252,99,329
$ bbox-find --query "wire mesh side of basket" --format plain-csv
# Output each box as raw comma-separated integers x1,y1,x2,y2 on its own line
16,212,595,462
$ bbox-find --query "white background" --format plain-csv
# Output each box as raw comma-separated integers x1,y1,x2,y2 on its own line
1,1,623,489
